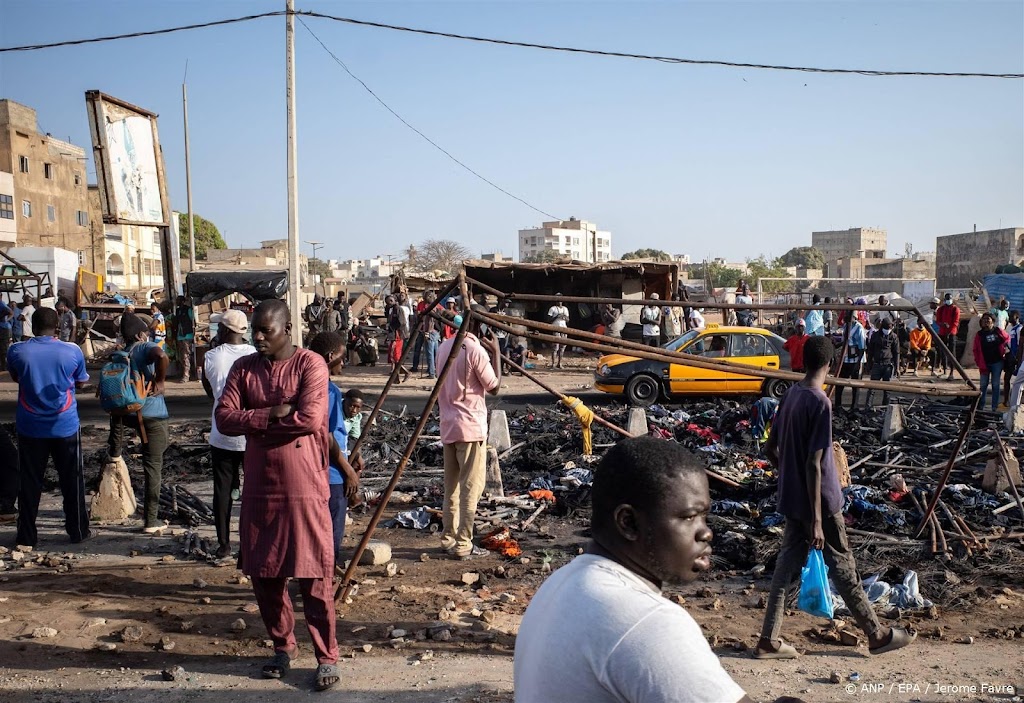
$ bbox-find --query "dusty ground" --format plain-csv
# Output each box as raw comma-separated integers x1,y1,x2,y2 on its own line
1,358,1023,703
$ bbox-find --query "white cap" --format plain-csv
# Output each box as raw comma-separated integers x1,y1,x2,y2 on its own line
211,309,248,334
650,293,660,300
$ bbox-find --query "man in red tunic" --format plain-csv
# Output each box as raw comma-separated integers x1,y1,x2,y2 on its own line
215,300,339,691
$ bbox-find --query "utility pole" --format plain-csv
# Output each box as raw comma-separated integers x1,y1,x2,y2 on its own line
182,81,197,273
286,0,303,345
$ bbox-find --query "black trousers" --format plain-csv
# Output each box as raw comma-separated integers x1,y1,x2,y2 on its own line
211,446,244,548
0,425,20,514
108,415,169,527
17,432,90,547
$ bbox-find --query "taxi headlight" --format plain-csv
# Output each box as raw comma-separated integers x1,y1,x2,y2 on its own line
598,364,611,377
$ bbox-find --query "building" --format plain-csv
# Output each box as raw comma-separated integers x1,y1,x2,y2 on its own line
86,185,164,292
812,227,888,265
480,252,514,264
204,239,309,282
936,227,1024,290
0,171,15,245
0,100,91,254
518,218,612,263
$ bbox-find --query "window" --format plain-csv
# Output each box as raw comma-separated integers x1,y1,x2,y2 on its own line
152,231,161,248
47,204,55,222
44,163,53,179
0,194,12,220
106,254,125,276
22,200,31,218
18,156,29,173
74,173,82,187
105,229,122,241
76,210,88,226
730,334,768,358
78,251,86,266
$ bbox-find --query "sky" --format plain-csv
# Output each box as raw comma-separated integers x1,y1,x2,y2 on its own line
1,1,1022,264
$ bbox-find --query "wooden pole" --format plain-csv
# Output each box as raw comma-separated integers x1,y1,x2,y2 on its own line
914,396,980,537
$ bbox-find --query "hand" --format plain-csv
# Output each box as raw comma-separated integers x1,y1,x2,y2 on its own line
353,456,365,473
343,469,361,501
485,332,501,354
810,519,825,550
151,381,165,397
269,404,294,420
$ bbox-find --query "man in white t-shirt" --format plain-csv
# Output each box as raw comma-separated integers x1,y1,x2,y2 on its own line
689,307,706,332
19,295,36,340
547,293,570,369
515,437,785,703
202,309,256,560
641,293,662,347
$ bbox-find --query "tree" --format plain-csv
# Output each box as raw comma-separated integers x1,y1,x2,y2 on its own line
621,248,671,261
521,249,564,264
178,214,226,260
419,239,472,274
745,255,792,294
308,257,331,278
691,260,745,289
779,246,825,270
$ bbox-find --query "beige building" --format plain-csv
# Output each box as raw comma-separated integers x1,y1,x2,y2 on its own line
812,227,888,264
518,217,612,263
0,100,91,255
0,171,15,245
204,239,308,281
86,185,163,291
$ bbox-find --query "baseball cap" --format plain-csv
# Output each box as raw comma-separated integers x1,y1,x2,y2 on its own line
650,293,660,300
931,297,940,304
211,309,248,334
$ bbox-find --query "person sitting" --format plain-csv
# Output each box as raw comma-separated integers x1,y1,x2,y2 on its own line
704,335,728,358
908,320,933,376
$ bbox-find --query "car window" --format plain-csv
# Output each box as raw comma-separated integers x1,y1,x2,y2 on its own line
731,334,768,357
665,329,700,351
685,333,730,358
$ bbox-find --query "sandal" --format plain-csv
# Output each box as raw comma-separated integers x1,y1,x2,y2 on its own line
869,626,916,655
262,649,295,679
314,663,340,691
753,640,799,659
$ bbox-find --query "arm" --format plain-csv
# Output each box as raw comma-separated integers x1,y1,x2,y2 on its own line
764,424,779,466
973,335,987,373
329,436,361,500
264,354,330,439
215,360,273,436
805,448,825,550
201,374,214,399
482,335,502,396
146,345,169,396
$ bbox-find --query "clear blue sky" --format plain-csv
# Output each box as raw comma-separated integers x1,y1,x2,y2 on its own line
2,1,1022,263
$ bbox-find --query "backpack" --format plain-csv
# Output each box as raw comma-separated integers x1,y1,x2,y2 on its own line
99,350,148,415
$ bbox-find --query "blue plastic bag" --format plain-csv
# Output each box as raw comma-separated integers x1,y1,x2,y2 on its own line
798,549,834,619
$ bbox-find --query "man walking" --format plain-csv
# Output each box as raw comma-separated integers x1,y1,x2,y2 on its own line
755,336,915,660
57,301,77,343
202,310,256,560
437,304,501,559
215,300,339,691
548,293,570,368
641,293,662,347
864,318,899,408
935,293,960,379
174,295,195,382
6,307,91,547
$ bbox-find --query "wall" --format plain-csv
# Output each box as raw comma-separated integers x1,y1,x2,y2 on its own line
864,258,935,281
936,228,1024,290
0,171,15,244
812,227,888,262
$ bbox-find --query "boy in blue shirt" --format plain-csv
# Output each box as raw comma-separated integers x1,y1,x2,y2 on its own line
308,332,360,567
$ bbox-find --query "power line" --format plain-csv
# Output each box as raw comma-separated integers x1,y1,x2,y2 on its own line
298,17,560,220
1,9,1020,79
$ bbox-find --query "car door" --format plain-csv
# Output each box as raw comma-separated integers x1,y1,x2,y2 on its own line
668,331,734,394
726,333,778,392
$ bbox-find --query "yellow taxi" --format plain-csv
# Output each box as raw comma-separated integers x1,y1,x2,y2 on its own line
593,325,792,406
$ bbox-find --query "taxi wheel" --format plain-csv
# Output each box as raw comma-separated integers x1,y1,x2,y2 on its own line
626,374,661,407
762,378,791,400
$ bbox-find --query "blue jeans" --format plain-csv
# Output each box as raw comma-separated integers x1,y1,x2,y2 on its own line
980,361,1003,410
424,331,440,377
328,484,348,568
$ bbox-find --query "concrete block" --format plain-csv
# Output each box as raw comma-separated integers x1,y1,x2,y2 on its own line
833,442,851,488
627,408,648,437
359,540,392,566
1005,406,1024,433
881,404,906,442
983,444,1022,495
91,457,137,521
485,446,504,497
487,410,511,453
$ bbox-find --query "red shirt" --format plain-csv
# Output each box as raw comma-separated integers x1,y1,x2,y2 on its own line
935,303,960,337
784,333,808,371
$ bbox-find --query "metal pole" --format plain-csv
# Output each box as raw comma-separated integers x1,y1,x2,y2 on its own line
182,83,196,273
286,0,303,346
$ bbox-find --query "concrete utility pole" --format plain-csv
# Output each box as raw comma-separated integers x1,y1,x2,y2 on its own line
182,82,197,272
286,0,303,345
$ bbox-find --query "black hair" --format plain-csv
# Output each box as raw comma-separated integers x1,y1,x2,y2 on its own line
802,335,833,371
120,313,149,341
255,298,289,321
33,306,58,334
812,294,821,304
344,388,364,402
308,331,345,358
591,437,703,533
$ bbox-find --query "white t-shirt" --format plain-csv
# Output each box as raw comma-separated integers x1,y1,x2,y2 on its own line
514,554,745,703
548,304,569,328
641,306,661,337
204,343,257,451
689,309,706,330
21,304,36,338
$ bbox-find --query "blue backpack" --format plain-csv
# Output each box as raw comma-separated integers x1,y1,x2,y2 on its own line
98,350,147,416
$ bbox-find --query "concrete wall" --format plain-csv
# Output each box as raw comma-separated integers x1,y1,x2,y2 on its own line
864,258,935,281
936,228,1024,290
812,227,888,262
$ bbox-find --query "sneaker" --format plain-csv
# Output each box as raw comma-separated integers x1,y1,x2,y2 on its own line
142,524,166,535
231,488,241,501
215,543,232,559
71,530,93,545
0,512,16,525
454,545,487,560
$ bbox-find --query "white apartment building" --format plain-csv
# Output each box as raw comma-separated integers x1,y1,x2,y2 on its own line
518,217,612,263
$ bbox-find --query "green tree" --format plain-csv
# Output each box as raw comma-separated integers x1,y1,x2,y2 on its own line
621,248,671,261
745,255,792,294
521,249,564,264
779,246,825,270
691,261,745,289
178,214,226,260
308,257,331,278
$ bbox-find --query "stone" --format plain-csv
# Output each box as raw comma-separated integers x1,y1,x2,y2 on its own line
839,630,861,647
983,443,1021,495
31,627,58,638
385,562,398,578
362,644,373,653
95,642,118,652
833,442,851,488
161,665,186,681
481,611,496,624
179,621,193,632
10,551,24,562
461,572,480,586
120,626,144,643
418,650,434,661
881,404,906,442
484,446,504,498
241,603,260,614
419,553,430,562
231,619,247,632
955,635,974,644
499,593,516,604
91,458,137,521
192,578,208,589
627,407,648,437
487,410,512,453
230,575,249,585
198,597,211,605
390,628,408,638
359,540,392,566
1005,405,1024,433
158,636,175,651
829,671,842,684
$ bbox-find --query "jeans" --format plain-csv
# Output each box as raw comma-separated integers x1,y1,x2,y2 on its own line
864,363,894,407
980,361,1003,411
424,331,440,377
16,431,91,547
328,484,348,568
108,415,169,526
176,339,194,380
411,333,425,371
211,446,244,549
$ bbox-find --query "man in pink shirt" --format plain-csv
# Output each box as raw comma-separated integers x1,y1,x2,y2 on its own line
437,305,501,559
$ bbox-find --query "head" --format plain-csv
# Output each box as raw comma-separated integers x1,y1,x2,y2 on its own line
150,302,160,314
425,290,437,304
309,331,346,372
120,313,149,345
943,293,953,306
22,294,33,306
211,309,248,345
930,297,940,310
32,306,59,337
343,388,365,418
251,299,292,358
650,293,660,302
796,319,806,335
880,318,893,334
1000,299,1009,310
980,312,995,330
591,437,713,587
917,317,928,329
176,295,186,307
802,335,833,373
56,301,67,314
1012,310,1020,324
812,294,821,304
124,303,135,315
824,297,832,304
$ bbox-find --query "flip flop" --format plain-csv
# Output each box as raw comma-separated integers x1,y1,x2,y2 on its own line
869,626,916,655
314,663,340,691
262,649,295,679
753,641,799,659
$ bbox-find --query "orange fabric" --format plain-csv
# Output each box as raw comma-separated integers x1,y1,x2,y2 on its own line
480,526,523,558
528,490,556,502
909,328,931,352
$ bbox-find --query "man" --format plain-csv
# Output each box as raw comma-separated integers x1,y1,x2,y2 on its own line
6,307,91,547
548,293,570,368
755,336,915,661
736,289,754,327
0,295,12,371
56,288,73,310
437,304,501,559
174,295,195,382
600,303,623,338
149,302,166,348
202,309,257,560
304,295,327,341
640,293,661,348
863,318,900,408
783,320,808,373
973,312,1009,412
661,296,683,342
822,297,834,334
322,301,342,334
57,301,77,344
908,319,933,376
515,437,759,703
413,290,439,378
10,298,24,347
343,388,366,474
490,296,511,360
1003,310,1022,405
934,293,960,379
925,297,940,330
870,294,898,330
19,295,36,341
215,300,339,691
834,315,866,411
991,299,1010,331
688,306,706,332
804,294,824,336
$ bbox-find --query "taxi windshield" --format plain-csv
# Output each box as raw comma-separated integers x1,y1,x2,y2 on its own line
664,330,700,351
